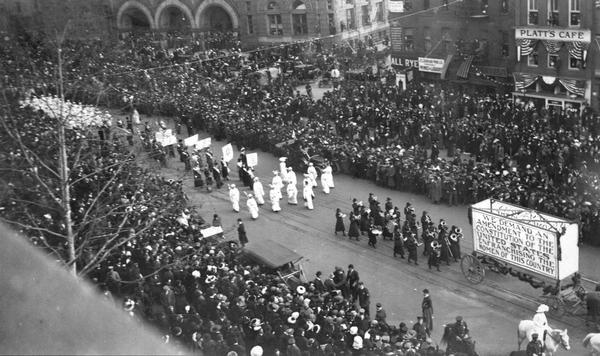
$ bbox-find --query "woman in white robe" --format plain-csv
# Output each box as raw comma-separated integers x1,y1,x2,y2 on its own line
252,177,265,205
271,171,284,199
269,184,282,212
246,194,259,220
307,163,318,188
279,157,287,181
302,178,315,210
287,182,298,205
228,184,240,212
322,163,335,188
320,173,330,194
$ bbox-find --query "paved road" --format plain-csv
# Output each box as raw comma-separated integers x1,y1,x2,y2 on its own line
128,118,593,356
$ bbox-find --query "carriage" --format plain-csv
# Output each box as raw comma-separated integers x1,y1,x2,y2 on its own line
461,199,581,316
239,239,308,288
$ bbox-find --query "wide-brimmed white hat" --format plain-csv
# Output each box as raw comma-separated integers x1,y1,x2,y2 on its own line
536,304,549,313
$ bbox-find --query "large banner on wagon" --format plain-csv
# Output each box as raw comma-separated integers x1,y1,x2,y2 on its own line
471,199,579,280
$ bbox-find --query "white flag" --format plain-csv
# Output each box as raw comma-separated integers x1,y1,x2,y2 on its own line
222,143,234,162
184,134,199,147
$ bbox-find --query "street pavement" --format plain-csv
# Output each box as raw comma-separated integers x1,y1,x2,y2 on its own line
127,115,596,355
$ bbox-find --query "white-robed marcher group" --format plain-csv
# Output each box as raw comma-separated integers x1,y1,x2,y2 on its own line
252,177,265,205
229,184,240,212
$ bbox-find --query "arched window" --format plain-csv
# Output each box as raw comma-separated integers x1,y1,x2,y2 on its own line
293,0,306,10
267,2,279,10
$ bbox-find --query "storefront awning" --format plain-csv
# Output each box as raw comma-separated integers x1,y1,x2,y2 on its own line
478,66,508,78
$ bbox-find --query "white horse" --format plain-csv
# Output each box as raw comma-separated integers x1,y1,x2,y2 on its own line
517,320,570,355
583,333,600,355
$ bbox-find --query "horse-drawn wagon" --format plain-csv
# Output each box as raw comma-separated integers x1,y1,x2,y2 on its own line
462,199,579,354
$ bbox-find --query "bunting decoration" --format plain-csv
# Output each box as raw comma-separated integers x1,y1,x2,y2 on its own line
513,72,539,91
558,78,586,97
516,39,537,61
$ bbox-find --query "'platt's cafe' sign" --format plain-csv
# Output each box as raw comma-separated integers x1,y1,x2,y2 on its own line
515,27,591,43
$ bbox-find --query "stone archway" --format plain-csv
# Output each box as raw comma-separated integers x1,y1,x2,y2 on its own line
117,0,155,30
195,0,239,30
155,0,196,30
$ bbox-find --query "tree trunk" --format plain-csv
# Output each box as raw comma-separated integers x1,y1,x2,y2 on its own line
57,45,77,276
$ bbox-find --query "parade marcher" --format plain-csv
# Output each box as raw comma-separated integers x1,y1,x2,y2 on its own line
271,171,284,199
246,194,259,220
348,211,360,240
359,207,370,236
307,163,318,188
393,224,405,259
193,167,204,188
421,289,433,332
279,157,287,179
532,304,550,333
367,223,380,248
237,219,248,247
451,316,473,351
322,161,335,189
335,208,346,236
449,226,463,262
286,166,297,186
220,156,229,181
269,184,282,212
212,165,223,189
406,233,419,265
526,333,543,356
320,170,331,194
428,241,441,272
438,225,453,266
253,177,266,206
302,177,315,210
286,181,298,205
229,184,240,213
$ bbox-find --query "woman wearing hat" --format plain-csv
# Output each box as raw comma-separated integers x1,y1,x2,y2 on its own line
229,184,240,212
269,184,282,212
246,193,260,219
252,177,265,205
532,304,549,330
334,208,346,236
302,178,315,210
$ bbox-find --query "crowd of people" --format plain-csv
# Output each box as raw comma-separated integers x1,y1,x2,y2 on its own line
2,25,599,354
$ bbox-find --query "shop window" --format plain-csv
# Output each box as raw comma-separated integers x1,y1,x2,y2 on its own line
328,14,336,34
293,14,308,35
346,9,355,30
247,15,254,34
327,0,333,10
528,0,538,25
424,27,432,52
268,14,283,35
528,51,539,67
267,2,279,10
569,0,580,27
424,0,429,9
548,53,559,68
375,2,384,22
361,5,370,26
547,0,559,26
404,28,415,51
569,54,582,70
246,1,251,12
441,27,452,53
501,31,509,57
501,0,509,13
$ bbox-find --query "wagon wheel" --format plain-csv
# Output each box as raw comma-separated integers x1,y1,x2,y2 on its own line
461,255,485,284
546,295,566,317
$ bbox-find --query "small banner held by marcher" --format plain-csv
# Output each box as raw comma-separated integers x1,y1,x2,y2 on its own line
161,135,177,146
222,143,234,162
200,226,223,238
195,137,212,150
246,152,258,167
184,134,199,147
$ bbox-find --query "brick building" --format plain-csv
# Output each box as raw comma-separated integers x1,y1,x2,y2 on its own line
513,0,598,110
389,0,515,88
112,0,389,48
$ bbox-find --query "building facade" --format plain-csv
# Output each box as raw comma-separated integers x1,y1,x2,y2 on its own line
112,0,389,48
389,0,515,87
513,0,597,110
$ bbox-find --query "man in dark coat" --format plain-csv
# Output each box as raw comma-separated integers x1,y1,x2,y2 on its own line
526,333,543,356
413,316,430,342
346,264,360,302
237,219,248,247
357,282,371,317
313,271,326,294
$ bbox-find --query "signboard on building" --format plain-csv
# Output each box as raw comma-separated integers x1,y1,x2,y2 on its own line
391,56,419,68
418,57,445,73
471,198,579,280
515,27,591,43
389,0,405,12
390,27,404,51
